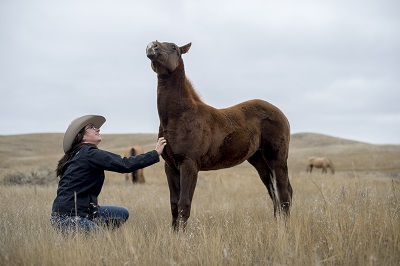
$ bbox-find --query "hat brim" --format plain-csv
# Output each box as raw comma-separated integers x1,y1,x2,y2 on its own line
63,115,106,153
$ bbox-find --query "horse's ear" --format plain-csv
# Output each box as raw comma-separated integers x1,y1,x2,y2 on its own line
180,43,192,55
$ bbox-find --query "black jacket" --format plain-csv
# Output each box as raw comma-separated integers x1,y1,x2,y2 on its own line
51,145,159,217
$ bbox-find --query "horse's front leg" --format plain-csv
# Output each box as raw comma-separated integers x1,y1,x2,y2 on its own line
177,160,199,230
164,162,180,230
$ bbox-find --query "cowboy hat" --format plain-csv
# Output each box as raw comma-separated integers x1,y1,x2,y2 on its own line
63,115,106,153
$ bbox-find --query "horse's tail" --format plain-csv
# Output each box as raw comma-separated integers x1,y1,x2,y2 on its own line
130,147,137,156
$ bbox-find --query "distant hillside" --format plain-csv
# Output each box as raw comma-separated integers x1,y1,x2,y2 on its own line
289,133,400,174
290,133,367,148
0,133,159,179
0,132,399,179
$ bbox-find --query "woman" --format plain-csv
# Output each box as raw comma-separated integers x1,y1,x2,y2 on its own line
50,114,166,234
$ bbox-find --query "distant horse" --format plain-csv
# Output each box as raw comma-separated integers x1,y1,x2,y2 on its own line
306,156,335,174
124,145,146,183
146,40,293,230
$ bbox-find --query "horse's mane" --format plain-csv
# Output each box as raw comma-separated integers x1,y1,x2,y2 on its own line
185,77,203,103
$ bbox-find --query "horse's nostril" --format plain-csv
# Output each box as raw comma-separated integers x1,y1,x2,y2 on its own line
146,42,153,51
147,53,158,60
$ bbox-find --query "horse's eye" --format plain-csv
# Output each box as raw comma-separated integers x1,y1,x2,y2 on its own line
172,45,176,50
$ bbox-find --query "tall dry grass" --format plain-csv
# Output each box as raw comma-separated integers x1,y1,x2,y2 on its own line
1,166,399,265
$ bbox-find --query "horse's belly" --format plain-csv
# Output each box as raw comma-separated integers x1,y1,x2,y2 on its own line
200,148,255,171
200,159,248,171
199,134,258,170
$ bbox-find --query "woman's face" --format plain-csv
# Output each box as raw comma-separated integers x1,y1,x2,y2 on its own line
82,124,102,146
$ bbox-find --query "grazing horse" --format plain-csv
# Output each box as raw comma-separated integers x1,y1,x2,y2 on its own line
124,145,146,183
146,41,293,230
306,156,335,174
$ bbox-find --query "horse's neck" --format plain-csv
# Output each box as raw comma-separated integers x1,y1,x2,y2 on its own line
157,65,201,120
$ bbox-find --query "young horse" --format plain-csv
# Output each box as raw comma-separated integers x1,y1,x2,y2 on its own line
124,145,146,183
306,156,335,174
146,41,293,230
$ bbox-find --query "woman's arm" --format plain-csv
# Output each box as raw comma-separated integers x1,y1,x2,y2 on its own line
87,148,159,173
85,137,167,173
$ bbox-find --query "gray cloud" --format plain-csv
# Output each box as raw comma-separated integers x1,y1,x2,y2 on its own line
0,0,399,144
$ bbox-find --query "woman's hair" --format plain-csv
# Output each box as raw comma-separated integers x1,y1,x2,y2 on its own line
56,126,96,177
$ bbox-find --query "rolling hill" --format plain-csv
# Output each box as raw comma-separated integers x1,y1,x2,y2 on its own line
0,132,399,180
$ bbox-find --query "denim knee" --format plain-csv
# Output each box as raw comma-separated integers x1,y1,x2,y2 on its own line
50,214,101,235
96,206,129,228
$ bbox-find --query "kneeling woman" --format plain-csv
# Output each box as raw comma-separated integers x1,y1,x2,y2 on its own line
50,115,166,234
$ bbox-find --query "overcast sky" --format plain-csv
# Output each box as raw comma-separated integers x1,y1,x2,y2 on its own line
0,0,399,145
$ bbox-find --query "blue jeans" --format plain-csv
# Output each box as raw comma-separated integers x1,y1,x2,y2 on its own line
50,206,129,234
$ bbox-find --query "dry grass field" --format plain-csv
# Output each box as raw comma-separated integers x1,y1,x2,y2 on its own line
0,133,399,265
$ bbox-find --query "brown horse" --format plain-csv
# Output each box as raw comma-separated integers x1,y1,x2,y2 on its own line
146,41,293,230
306,156,335,174
124,145,146,183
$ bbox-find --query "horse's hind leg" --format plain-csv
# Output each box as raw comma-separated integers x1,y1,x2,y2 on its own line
248,151,292,216
268,157,292,216
248,152,276,209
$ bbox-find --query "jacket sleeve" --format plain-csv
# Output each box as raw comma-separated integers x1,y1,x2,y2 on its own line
86,147,160,173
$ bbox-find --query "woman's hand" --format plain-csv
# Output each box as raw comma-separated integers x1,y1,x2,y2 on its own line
155,137,167,155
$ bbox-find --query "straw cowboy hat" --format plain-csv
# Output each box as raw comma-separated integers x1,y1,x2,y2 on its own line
63,115,106,153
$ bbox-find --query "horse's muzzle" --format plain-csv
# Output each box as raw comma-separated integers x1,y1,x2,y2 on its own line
146,42,159,60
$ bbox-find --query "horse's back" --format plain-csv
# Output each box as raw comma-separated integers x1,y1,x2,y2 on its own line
217,99,290,141
308,156,332,167
308,156,317,163
221,99,287,120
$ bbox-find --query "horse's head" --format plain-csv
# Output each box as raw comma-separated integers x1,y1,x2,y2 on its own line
146,41,191,75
